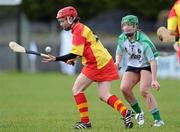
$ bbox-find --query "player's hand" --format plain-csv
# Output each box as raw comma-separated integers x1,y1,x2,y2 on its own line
66,59,75,65
42,54,56,63
114,62,121,70
151,80,160,91
66,56,80,65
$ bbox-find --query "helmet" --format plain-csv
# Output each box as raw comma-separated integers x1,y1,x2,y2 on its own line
121,15,139,26
121,15,139,37
56,6,78,19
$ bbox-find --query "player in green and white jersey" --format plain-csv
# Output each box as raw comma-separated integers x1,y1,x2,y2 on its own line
115,15,164,127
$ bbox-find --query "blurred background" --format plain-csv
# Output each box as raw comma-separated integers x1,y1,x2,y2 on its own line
0,0,179,78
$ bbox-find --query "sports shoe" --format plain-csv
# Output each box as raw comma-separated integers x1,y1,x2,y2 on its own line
153,120,165,127
135,111,144,126
123,110,135,129
74,122,92,129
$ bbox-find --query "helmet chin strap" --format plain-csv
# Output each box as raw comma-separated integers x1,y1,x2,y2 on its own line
64,16,75,31
123,24,138,37
125,32,134,37
125,28,137,37
67,16,75,25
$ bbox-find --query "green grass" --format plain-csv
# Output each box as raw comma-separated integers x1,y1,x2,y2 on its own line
0,72,180,132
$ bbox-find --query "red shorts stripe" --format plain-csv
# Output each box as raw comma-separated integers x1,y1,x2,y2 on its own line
82,59,119,81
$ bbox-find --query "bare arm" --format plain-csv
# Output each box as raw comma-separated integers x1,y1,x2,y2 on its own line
115,54,123,68
150,59,157,81
150,59,160,91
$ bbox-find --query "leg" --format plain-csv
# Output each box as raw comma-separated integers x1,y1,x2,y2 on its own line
72,73,93,95
120,72,139,104
97,81,134,129
121,72,144,126
96,81,112,102
140,70,157,110
140,70,164,126
97,81,127,116
121,72,142,113
72,73,93,129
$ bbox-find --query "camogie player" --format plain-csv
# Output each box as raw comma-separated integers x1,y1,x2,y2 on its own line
42,6,134,129
115,15,164,127
167,0,180,63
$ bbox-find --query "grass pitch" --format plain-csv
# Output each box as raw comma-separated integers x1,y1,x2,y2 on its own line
0,72,180,132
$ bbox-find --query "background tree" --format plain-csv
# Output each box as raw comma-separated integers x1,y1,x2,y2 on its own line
21,0,174,21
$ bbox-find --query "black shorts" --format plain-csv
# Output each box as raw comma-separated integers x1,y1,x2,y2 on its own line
125,66,151,73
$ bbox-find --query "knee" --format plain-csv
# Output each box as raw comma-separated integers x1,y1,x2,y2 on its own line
140,89,149,98
72,87,77,95
72,87,82,95
99,96,105,102
98,93,110,102
120,85,130,95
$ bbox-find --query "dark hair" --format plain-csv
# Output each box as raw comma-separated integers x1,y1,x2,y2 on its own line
74,16,80,23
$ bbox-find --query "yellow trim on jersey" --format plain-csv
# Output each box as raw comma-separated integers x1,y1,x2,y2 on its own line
70,44,84,56
174,4,180,16
81,56,87,66
168,17,178,31
90,41,111,69
82,25,112,69
82,26,97,43
174,4,180,45
168,3,180,45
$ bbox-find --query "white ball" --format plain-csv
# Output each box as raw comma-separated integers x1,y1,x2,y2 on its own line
45,46,51,53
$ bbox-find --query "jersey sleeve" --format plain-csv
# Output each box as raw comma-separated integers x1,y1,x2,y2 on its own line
140,32,159,58
167,5,178,31
144,44,155,62
116,35,124,55
70,34,86,56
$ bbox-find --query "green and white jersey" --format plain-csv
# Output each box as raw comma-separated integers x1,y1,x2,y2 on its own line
116,31,159,67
